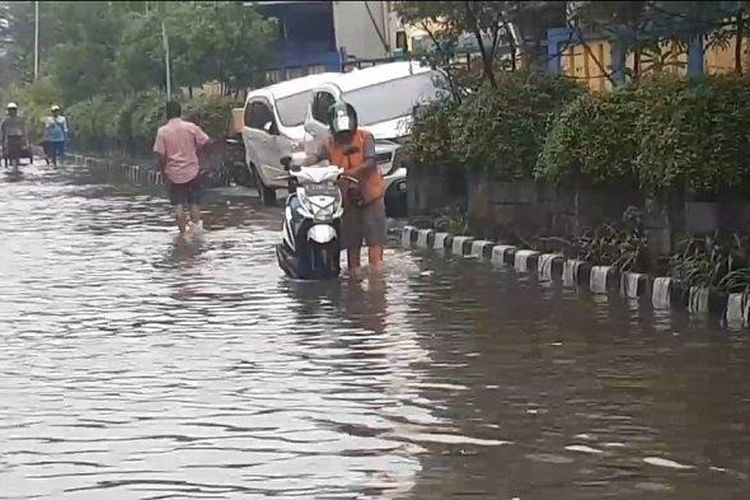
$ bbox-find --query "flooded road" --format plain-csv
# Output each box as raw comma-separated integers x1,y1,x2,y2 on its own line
1,163,749,499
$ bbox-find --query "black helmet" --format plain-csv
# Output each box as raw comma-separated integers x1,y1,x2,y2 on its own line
328,100,358,136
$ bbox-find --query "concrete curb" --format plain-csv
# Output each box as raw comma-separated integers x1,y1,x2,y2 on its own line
401,227,750,328
66,153,165,186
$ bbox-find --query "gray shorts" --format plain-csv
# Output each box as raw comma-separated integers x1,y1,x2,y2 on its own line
341,198,387,250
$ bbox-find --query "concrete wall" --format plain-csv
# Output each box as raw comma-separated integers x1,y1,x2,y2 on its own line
333,1,396,60
410,168,750,259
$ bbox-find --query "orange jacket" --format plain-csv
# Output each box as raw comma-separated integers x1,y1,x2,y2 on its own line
327,130,385,205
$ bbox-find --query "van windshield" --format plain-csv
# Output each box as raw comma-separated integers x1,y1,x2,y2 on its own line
343,72,443,126
275,90,314,128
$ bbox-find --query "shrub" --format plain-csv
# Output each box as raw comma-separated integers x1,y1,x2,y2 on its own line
407,98,457,169
182,94,235,140
539,75,750,196
0,77,63,145
635,75,750,197
449,71,584,179
536,87,642,187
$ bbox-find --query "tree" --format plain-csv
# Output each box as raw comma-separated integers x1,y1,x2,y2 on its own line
397,1,568,95
397,1,509,91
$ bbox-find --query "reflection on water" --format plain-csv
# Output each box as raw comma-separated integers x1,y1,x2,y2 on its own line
0,164,749,499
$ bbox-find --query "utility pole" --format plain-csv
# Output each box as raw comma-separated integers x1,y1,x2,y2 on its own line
161,20,171,99
34,1,39,81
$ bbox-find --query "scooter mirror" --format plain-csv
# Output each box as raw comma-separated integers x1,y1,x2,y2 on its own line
280,156,292,171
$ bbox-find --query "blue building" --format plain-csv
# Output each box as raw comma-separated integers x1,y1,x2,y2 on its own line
248,1,343,83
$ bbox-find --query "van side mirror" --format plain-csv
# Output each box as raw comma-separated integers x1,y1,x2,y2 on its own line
263,121,274,134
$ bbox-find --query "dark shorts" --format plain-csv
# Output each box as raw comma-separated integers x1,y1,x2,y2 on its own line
51,141,65,157
4,136,23,160
167,176,203,207
341,198,387,250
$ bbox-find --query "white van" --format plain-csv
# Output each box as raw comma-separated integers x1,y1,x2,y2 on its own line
242,72,342,205
242,63,444,209
304,62,445,214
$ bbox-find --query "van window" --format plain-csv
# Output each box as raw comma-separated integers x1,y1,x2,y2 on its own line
244,104,253,127
276,90,315,128
343,72,443,126
311,91,335,125
248,101,275,131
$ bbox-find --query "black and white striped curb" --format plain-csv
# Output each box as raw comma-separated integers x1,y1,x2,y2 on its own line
66,153,165,186
401,226,749,328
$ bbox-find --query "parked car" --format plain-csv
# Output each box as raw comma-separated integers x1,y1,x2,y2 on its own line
241,63,445,213
241,72,342,205
304,62,445,217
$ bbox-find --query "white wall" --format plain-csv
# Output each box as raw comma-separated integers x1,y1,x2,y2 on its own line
333,1,392,60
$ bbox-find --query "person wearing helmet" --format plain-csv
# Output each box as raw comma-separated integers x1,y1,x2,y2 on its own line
44,104,69,166
298,100,386,275
1,103,26,171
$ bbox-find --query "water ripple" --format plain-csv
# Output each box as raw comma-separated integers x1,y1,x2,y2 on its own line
1,164,749,498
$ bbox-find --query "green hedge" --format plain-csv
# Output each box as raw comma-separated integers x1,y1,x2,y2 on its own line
537,75,750,196
408,71,585,180
0,78,63,146
535,88,642,187
66,91,237,155
2,81,238,156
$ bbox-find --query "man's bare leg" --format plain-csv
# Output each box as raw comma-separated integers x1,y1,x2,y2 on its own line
368,246,384,274
175,205,189,233
189,204,203,230
347,247,362,275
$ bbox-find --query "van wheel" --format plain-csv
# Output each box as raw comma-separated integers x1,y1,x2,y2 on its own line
232,161,254,187
251,164,276,206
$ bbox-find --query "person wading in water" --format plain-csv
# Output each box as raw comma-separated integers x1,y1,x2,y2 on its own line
1,103,27,172
153,101,211,234
297,100,387,275
44,105,69,167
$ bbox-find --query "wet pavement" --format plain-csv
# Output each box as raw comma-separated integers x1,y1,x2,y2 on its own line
1,162,749,499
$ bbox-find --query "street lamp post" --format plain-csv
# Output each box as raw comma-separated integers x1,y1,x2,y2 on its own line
34,1,39,81
161,20,171,100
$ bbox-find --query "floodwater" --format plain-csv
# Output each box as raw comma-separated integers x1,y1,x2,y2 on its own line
1,163,749,500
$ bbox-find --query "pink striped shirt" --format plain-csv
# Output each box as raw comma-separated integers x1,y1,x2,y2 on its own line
153,118,210,184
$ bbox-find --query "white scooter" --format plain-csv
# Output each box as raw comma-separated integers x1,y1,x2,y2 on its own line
275,153,357,280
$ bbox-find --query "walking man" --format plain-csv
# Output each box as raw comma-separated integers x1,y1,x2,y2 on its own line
44,105,68,166
153,100,211,234
1,103,26,172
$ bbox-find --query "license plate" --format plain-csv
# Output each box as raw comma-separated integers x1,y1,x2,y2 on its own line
305,184,338,197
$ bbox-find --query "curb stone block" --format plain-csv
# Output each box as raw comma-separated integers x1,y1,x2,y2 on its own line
620,272,646,298
563,259,584,287
589,266,613,294
538,254,564,282
514,249,540,273
433,232,452,251
651,277,672,310
401,226,417,248
451,236,475,256
491,245,517,266
725,293,750,327
416,229,434,249
469,240,495,260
